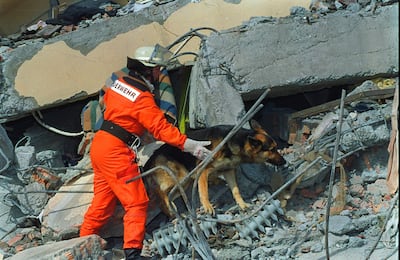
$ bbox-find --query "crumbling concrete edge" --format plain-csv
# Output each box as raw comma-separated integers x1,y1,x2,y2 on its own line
0,0,192,122
189,4,399,127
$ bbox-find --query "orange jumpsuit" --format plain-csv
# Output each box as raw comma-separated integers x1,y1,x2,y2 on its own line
79,72,187,249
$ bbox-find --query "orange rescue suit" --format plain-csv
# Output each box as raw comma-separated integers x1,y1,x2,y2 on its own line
79,73,187,249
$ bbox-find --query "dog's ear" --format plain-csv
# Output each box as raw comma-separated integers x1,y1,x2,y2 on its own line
250,119,274,138
250,119,263,131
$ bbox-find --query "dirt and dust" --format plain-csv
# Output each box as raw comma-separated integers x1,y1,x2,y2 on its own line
0,1,398,259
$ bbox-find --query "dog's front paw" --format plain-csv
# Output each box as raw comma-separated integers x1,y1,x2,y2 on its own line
238,201,251,210
202,202,215,216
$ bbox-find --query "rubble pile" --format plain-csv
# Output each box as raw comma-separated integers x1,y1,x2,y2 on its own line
0,1,123,49
145,79,399,259
0,78,398,259
0,0,398,259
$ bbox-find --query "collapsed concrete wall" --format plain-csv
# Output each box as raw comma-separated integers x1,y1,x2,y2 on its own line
0,3,398,259
0,0,309,123
189,3,399,128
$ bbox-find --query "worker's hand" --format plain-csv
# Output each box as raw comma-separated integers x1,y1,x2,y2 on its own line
183,138,212,160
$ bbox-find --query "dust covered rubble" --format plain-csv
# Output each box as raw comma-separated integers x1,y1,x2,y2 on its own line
1,0,398,123
186,1,398,128
0,77,398,259
0,1,399,260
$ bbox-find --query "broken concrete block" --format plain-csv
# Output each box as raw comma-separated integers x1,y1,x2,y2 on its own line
189,4,398,127
36,25,62,39
0,0,310,122
7,234,107,260
41,169,125,241
41,173,94,240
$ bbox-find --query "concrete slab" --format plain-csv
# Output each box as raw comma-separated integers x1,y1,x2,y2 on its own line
0,0,309,122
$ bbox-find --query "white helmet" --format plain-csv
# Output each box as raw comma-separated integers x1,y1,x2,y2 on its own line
134,46,159,67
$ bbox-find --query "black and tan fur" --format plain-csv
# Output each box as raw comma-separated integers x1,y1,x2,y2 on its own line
144,120,286,217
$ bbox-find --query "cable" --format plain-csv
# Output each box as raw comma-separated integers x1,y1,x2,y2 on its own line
32,111,84,137
166,27,219,50
0,148,11,174
169,52,199,60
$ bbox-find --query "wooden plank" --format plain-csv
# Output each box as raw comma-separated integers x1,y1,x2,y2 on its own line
289,88,396,120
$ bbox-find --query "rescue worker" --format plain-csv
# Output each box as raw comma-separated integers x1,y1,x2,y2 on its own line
79,46,212,259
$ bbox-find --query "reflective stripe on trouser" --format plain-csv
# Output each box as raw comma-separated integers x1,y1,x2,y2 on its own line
79,131,149,249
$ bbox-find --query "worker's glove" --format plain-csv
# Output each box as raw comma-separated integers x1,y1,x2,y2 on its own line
183,138,212,160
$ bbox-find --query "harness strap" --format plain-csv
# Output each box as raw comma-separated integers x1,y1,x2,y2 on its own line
100,120,140,148
122,75,150,93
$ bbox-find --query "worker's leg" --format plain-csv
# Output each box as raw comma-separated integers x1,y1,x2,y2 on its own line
80,131,149,250
79,154,117,236
110,161,149,249
80,132,118,236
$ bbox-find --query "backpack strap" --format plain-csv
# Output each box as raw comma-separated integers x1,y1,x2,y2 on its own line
122,75,150,93
90,100,99,130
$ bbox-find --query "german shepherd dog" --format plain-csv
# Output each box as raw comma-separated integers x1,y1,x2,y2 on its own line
144,120,286,217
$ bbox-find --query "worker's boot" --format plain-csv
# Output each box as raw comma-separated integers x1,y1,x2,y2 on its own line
124,248,142,260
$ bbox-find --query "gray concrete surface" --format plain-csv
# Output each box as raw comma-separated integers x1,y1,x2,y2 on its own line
1,2,398,126
188,3,399,127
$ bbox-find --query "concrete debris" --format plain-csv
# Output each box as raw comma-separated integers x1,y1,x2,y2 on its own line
188,2,398,127
2,85,397,259
0,47,13,63
6,234,107,260
0,125,14,174
280,81,395,193
116,0,154,16
45,0,121,26
3,2,120,46
1,1,398,123
382,208,399,249
0,1,399,260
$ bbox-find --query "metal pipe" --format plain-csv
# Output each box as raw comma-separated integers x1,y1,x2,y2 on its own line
200,156,323,225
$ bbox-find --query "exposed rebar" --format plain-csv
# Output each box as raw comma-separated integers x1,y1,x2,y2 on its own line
10,190,93,194
126,165,214,259
200,156,323,225
324,89,347,259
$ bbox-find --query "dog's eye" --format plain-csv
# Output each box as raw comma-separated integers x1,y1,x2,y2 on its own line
262,144,275,151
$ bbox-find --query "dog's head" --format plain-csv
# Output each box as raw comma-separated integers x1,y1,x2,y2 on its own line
243,120,286,166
